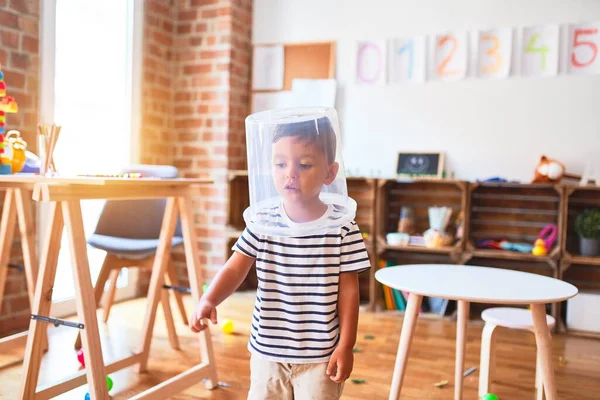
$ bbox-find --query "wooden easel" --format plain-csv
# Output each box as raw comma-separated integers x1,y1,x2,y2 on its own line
19,177,218,399
0,178,47,356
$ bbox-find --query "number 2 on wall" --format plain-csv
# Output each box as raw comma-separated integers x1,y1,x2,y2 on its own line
436,35,460,76
525,33,550,71
571,28,599,68
481,34,503,74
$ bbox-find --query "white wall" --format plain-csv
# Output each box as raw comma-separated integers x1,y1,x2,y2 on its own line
253,0,600,182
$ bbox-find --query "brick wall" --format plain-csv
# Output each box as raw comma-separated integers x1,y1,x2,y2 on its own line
0,0,40,336
139,0,253,291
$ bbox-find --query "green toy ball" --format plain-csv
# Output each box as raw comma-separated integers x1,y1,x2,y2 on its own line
481,394,498,400
106,376,113,391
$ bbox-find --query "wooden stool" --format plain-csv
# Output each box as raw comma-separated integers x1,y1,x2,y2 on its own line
479,307,556,400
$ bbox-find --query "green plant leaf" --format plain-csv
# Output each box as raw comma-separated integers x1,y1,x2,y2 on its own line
575,208,600,239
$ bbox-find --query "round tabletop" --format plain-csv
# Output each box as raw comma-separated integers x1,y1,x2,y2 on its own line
375,264,578,304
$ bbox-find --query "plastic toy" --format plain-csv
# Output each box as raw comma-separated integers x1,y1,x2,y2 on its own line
5,130,27,173
76,349,85,367
0,63,19,174
481,394,499,400
532,239,548,256
537,224,557,250
221,319,234,335
499,241,533,253
84,376,113,399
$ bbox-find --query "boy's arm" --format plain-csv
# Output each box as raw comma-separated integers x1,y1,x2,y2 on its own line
203,251,255,306
327,270,360,382
337,271,360,350
190,251,255,332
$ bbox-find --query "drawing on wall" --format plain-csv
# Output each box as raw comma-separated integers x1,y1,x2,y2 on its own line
433,32,468,82
477,28,513,79
567,22,600,75
252,45,285,90
356,40,386,85
388,37,427,83
521,25,560,77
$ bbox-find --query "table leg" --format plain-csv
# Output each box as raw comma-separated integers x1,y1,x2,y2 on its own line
62,200,108,398
178,194,218,389
455,300,469,400
138,197,178,372
20,202,63,398
14,188,48,351
0,189,17,317
531,303,557,400
389,293,423,400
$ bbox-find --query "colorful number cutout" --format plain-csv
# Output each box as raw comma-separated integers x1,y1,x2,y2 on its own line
569,23,600,74
437,35,459,77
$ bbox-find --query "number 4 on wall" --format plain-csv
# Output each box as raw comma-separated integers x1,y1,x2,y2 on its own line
568,23,600,75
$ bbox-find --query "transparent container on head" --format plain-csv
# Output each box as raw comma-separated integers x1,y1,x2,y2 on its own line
243,107,356,237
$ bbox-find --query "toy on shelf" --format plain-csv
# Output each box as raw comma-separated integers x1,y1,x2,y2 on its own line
537,224,557,250
532,239,548,256
423,206,454,248
0,62,19,174
531,155,581,184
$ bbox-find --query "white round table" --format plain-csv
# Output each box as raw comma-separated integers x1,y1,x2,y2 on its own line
375,265,578,400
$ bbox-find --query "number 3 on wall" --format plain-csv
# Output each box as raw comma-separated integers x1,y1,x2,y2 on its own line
481,34,503,74
570,27,599,71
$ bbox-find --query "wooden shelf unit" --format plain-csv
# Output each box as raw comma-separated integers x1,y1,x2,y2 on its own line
559,185,600,338
373,179,468,313
463,182,562,269
375,179,468,258
223,172,600,332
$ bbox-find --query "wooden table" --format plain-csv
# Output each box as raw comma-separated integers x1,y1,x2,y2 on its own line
16,177,218,399
375,264,578,400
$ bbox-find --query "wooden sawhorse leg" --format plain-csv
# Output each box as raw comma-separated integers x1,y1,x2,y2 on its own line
20,200,109,399
131,195,217,398
0,188,47,356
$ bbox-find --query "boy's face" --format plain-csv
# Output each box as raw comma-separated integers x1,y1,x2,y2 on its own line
272,136,338,206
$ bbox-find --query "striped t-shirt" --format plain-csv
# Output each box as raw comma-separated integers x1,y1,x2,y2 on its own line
233,204,371,364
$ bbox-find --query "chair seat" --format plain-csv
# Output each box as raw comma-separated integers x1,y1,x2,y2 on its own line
482,307,555,330
88,234,184,258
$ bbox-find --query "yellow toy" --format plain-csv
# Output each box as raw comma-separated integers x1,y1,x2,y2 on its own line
5,130,27,173
532,239,548,256
221,319,234,335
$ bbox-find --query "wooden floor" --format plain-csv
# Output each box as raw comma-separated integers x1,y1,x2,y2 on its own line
1,291,599,399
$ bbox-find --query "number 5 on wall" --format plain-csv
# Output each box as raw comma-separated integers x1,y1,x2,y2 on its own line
568,23,600,75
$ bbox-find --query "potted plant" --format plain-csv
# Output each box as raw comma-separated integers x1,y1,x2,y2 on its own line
574,208,600,257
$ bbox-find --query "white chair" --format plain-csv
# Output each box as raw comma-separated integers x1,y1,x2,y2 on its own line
479,307,555,400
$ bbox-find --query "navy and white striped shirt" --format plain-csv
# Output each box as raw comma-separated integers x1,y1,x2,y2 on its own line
233,206,371,364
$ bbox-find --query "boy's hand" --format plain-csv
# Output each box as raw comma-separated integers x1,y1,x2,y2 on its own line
326,346,354,383
189,297,218,333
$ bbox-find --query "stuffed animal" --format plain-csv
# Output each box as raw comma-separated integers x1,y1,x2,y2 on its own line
532,155,566,183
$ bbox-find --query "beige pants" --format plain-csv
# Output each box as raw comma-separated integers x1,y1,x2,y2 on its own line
247,353,344,400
